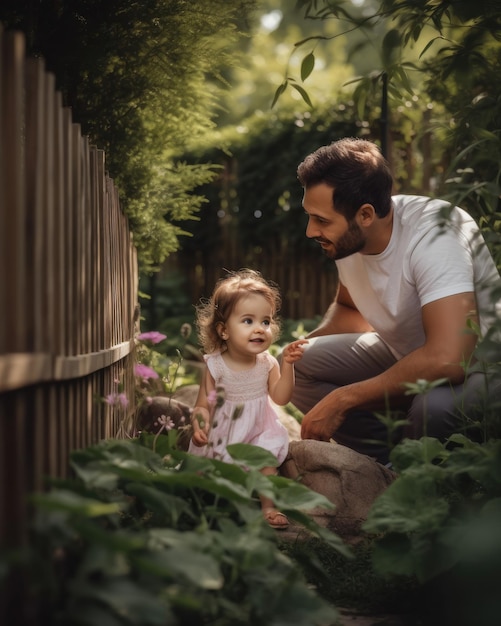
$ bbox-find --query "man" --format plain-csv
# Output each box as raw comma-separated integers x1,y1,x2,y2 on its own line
291,137,501,464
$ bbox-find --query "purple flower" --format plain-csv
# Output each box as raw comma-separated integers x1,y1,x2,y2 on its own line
104,393,118,406
117,393,129,408
134,363,159,381
137,331,167,345
103,392,129,408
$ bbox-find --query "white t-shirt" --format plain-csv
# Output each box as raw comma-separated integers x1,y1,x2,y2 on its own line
336,194,501,359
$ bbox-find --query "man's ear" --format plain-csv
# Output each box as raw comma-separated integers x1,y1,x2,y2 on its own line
356,203,376,227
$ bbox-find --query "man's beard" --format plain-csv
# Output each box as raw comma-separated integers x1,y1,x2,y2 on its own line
321,219,366,260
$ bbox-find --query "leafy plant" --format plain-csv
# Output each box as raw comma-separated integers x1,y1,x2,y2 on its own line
363,435,501,625
4,434,352,626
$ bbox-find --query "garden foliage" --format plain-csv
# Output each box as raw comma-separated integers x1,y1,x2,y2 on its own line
363,435,501,624
5,434,351,625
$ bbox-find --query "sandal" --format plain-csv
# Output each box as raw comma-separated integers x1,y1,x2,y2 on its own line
263,508,289,530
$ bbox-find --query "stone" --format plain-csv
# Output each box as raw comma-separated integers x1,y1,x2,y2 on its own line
136,394,193,450
280,439,396,543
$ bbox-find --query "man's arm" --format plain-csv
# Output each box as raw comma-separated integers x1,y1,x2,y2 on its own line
301,291,478,440
308,282,374,338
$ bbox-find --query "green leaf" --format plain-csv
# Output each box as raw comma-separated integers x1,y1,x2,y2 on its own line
363,471,450,536
371,533,416,577
69,578,169,625
290,82,313,108
270,477,335,511
135,547,223,589
31,490,123,517
271,81,288,108
389,437,448,471
152,467,251,502
227,442,279,469
300,52,315,81
125,483,193,523
381,29,401,67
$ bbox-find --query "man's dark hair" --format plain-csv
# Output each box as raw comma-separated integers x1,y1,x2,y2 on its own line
297,138,394,219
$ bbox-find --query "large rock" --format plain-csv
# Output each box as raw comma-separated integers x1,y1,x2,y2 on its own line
280,439,396,543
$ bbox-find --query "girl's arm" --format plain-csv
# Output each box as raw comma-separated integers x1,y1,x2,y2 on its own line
191,366,216,447
268,339,308,406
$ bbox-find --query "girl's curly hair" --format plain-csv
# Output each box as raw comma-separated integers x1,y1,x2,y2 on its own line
196,269,282,354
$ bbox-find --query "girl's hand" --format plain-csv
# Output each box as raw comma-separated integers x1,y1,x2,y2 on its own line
281,339,309,364
191,406,210,447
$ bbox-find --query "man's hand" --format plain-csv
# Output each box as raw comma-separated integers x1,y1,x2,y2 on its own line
300,389,347,440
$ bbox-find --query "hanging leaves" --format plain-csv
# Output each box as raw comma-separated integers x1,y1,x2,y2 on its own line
300,51,315,81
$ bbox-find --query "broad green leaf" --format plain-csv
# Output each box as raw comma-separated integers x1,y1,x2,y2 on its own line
135,547,223,589
300,52,315,81
70,465,120,491
227,442,279,469
389,437,448,471
151,469,251,502
364,472,450,535
270,478,335,510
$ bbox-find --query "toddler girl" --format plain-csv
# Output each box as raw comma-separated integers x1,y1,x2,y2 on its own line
188,269,307,529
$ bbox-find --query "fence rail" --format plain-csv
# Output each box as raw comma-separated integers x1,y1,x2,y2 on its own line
0,24,138,580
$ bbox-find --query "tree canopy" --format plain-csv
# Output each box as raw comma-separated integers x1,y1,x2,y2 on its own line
0,0,258,271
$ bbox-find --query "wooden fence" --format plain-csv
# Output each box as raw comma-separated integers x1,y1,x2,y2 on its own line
173,242,338,322
0,23,138,578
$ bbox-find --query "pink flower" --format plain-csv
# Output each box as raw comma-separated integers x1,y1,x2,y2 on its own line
137,331,167,345
156,415,175,431
104,393,118,406
103,392,129,408
207,389,217,406
117,393,129,408
134,363,159,381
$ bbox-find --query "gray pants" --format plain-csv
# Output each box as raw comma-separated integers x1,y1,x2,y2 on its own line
291,333,497,464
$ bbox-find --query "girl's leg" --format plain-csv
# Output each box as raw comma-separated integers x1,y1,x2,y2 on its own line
260,466,288,529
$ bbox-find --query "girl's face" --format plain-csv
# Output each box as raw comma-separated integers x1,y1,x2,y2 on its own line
219,293,274,357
